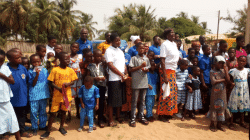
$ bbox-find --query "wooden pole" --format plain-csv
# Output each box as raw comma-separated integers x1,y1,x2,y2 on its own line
217,10,220,44
245,0,250,44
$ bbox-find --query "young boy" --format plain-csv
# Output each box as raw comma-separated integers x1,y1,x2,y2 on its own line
176,40,186,59
41,52,78,138
36,45,47,67
192,42,203,61
187,48,196,66
87,49,106,128
77,76,100,133
21,57,29,70
188,56,198,75
145,61,158,122
45,36,57,61
129,42,150,127
176,59,189,115
213,40,228,60
80,48,93,81
199,45,212,114
7,49,33,138
28,54,50,135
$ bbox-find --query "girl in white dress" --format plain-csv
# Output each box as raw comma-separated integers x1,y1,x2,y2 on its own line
228,56,250,129
0,50,21,140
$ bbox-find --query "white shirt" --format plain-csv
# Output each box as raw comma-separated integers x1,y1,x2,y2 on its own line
45,45,55,61
104,46,125,81
160,40,179,70
0,64,13,103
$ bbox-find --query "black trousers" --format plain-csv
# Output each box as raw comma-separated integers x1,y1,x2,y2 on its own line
97,86,106,121
13,106,27,134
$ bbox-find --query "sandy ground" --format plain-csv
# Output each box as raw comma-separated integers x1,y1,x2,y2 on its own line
8,102,249,140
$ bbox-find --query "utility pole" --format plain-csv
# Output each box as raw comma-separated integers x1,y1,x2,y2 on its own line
245,0,250,44
216,10,220,44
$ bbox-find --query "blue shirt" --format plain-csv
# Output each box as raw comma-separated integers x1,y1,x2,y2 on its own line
76,38,93,54
149,45,161,64
125,53,131,66
8,64,28,107
147,72,158,96
28,68,50,101
176,68,189,90
179,49,187,58
128,46,138,57
199,55,211,84
196,53,203,61
78,85,100,109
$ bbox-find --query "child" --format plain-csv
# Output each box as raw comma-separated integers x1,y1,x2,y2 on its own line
199,45,212,114
187,48,196,66
45,36,57,61
41,52,78,138
192,42,203,61
213,40,229,60
235,36,246,58
104,33,127,127
77,76,100,133
21,57,29,70
80,48,93,81
7,49,33,138
209,56,230,132
0,49,22,140
176,59,189,113
36,45,47,67
47,52,54,60
181,66,202,121
52,44,63,67
147,50,155,62
68,42,82,121
145,61,158,122
129,42,150,127
28,54,50,135
176,39,187,58
87,49,106,128
188,56,198,74
228,56,250,129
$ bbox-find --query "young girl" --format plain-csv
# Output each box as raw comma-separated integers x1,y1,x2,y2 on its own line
0,49,22,140
228,56,250,129
209,56,230,132
80,48,93,81
68,42,82,121
129,42,150,127
187,48,196,66
182,66,202,121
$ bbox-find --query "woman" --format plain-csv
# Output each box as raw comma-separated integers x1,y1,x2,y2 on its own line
157,28,179,122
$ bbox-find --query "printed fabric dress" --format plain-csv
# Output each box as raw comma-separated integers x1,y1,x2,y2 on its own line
69,54,82,97
228,68,250,113
185,77,202,111
209,69,228,121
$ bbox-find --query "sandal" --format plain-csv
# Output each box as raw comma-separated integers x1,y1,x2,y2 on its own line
240,123,249,129
98,120,105,128
217,126,226,132
228,123,235,130
93,124,97,130
21,132,33,138
139,118,149,125
108,121,117,127
209,125,217,132
130,119,136,127
116,118,125,124
181,117,185,121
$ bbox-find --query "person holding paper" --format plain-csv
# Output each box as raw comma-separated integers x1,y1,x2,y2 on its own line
156,28,179,122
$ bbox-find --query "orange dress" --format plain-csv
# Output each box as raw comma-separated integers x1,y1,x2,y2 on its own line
156,69,178,115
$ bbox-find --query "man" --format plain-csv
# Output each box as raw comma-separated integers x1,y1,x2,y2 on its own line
199,35,206,54
149,35,161,64
76,28,93,55
97,32,111,55
175,33,186,58
213,40,229,60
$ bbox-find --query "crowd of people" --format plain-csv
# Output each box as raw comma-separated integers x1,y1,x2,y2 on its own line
0,27,249,140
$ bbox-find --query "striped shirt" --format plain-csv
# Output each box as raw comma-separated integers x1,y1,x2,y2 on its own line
176,68,189,90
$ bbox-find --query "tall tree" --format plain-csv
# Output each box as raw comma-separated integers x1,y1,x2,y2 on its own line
176,11,188,19
0,0,31,39
80,13,98,40
56,0,82,41
191,15,199,24
222,5,247,36
109,4,158,41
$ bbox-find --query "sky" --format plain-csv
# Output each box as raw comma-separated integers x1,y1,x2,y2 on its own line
73,0,248,38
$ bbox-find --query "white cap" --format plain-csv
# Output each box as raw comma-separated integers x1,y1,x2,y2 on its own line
214,56,226,63
130,35,140,44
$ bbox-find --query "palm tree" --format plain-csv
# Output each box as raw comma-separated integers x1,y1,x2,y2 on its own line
0,0,31,39
32,0,62,37
56,0,82,42
80,13,98,40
